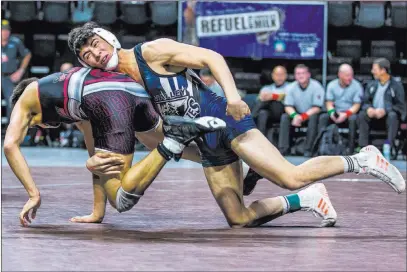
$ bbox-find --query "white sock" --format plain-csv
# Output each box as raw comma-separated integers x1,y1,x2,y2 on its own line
278,196,289,215
162,137,185,154
340,155,360,173
242,161,250,177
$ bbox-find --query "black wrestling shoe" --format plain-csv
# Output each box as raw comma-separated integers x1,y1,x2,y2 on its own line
163,116,226,146
243,168,263,196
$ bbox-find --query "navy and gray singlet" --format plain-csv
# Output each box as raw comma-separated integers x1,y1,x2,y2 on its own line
37,67,159,154
134,43,256,167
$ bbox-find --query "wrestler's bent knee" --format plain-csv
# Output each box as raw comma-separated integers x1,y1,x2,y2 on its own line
116,187,142,213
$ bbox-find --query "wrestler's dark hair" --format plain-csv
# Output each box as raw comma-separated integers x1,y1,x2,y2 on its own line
11,77,39,106
68,21,99,56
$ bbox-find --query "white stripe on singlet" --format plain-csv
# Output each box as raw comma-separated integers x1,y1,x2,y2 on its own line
67,68,90,120
82,81,150,98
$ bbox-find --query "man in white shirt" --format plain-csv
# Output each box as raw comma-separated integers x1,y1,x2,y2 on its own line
252,66,289,137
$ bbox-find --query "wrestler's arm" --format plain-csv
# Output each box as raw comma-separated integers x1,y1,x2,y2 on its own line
70,121,107,223
4,89,41,226
142,39,250,120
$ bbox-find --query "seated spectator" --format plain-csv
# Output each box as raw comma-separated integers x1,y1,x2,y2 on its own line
318,64,363,154
252,66,289,136
279,64,325,157
60,62,73,72
199,68,225,97
358,58,406,150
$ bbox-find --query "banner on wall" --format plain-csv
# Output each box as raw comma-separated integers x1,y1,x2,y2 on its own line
180,1,326,59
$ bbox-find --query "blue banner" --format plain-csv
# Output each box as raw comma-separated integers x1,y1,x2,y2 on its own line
180,1,326,59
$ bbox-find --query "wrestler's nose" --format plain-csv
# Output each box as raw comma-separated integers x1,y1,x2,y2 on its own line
92,48,101,62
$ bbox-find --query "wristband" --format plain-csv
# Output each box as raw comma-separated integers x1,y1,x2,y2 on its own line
328,108,336,116
345,110,353,117
300,113,309,121
290,112,298,119
271,93,279,100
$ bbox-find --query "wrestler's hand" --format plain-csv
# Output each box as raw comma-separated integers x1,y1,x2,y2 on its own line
70,213,103,223
226,99,251,121
86,153,125,176
20,195,41,227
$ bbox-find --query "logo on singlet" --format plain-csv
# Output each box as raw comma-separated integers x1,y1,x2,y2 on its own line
53,73,68,83
154,73,201,119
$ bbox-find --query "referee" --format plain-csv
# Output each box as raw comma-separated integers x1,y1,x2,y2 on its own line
1,19,32,123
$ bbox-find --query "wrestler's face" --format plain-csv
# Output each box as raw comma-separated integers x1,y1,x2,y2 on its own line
79,35,114,69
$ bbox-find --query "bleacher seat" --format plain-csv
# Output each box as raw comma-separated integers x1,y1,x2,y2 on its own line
328,2,353,27
391,2,407,28
337,40,362,59
9,1,36,22
371,40,396,61
150,1,177,26
355,2,386,28
120,2,148,25
359,57,376,74
234,72,262,93
43,1,70,23
119,35,146,49
71,1,94,24
56,34,70,56
30,66,51,76
33,34,56,58
328,57,353,75
93,1,117,26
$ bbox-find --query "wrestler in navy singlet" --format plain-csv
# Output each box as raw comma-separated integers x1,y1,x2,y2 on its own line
37,67,159,154
134,44,256,167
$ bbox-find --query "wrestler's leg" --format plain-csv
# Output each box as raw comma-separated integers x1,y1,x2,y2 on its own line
203,161,331,228
232,129,348,190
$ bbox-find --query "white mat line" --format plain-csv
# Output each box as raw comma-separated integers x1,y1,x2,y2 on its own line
1,178,383,189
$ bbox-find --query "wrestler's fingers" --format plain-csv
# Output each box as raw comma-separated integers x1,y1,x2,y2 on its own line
31,207,38,219
104,157,125,165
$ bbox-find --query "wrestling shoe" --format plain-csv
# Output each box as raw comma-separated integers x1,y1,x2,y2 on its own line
163,115,226,146
298,183,337,227
243,168,263,196
353,145,406,194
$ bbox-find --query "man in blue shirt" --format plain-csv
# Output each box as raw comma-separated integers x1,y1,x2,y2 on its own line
1,19,32,122
318,64,363,154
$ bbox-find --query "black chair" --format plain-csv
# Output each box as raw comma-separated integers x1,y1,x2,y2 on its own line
371,40,396,62
9,1,37,22
328,2,354,27
359,57,376,75
43,1,70,23
120,2,148,25
337,40,362,60
93,1,117,26
33,34,56,58
328,57,353,75
150,1,177,26
391,2,407,29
